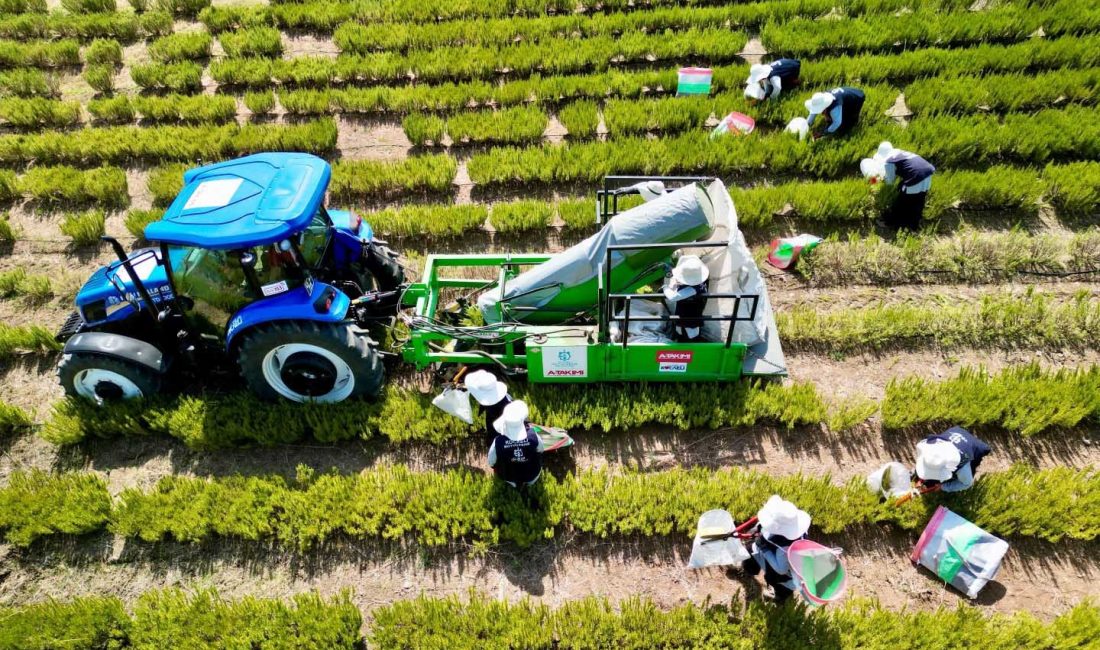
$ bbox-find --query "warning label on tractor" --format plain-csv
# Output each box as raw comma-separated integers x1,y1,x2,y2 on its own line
542,346,588,378
657,350,693,373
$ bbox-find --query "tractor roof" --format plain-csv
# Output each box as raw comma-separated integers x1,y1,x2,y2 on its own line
144,153,331,250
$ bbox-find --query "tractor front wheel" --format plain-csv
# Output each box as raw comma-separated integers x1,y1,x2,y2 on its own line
58,352,161,405
236,322,383,403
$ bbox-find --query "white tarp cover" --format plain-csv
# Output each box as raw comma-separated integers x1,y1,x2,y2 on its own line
478,183,714,322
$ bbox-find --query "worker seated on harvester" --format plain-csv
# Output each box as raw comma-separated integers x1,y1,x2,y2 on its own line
913,426,992,493
414,177,787,382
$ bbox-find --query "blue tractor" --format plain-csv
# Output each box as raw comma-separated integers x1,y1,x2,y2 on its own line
56,153,405,404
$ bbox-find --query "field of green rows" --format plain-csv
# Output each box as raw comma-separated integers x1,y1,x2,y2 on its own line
0,0,1098,646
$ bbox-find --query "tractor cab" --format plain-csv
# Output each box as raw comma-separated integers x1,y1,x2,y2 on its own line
58,153,399,405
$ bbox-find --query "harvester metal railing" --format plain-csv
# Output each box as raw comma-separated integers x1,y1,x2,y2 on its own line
599,239,759,345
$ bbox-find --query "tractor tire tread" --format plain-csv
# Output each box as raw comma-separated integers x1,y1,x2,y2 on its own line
57,351,162,403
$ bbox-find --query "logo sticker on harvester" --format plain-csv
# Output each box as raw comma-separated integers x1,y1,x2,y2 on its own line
260,280,289,296
657,350,693,373
542,346,588,378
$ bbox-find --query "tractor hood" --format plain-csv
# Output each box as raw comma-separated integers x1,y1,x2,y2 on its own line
75,248,179,326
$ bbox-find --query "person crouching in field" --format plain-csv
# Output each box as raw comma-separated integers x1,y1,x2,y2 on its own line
913,426,991,493
805,87,865,139
744,59,801,102
741,496,811,603
862,141,936,232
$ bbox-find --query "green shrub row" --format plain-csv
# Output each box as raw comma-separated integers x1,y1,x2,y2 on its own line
147,30,212,62
332,0,905,52
0,10,171,43
0,96,79,128
0,0,46,13
0,68,57,98
83,37,121,66
778,289,1100,353
0,267,52,301
82,62,114,93
468,107,1100,186
329,155,457,201
907,69,1100,116
364,199,578,236
0,323,60,359
270,65,723,114
371,594,1100,650
0,213,13,240
211,29,749,87
61,0,117,14
802,35,1100,86
0,397,30,436
1044,160,1100,217
154,0,211,18
59,209,106,244
883,363,1100,436
124,208,161,237
17,165,127,207
4,461,1096,550
129,61,203,93
0,118,338,165
763,0,1100,56
89,94,237,124
0,38,80,68
218,25,282,58
399,106,548,146
800,228,1100,286
0,590,360,650
3,588,1097,650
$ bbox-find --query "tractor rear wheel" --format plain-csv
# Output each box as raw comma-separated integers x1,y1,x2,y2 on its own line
236,321,383,403
58,352,161,405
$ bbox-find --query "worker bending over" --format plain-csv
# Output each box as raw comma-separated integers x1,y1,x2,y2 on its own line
915,426,991,493
741,496,811,603
465,369,513,443
863,141,936,231
488,400,545,488
744,59,801,101
663,255,709,342
805,87,865,138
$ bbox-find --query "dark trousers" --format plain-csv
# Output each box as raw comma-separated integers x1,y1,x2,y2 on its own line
884,190,927,231
741,556,795,603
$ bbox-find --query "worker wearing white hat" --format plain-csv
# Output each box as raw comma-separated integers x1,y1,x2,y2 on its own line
744,58,801,102
804,87,866,138
740,495,812,602
488,400,546,488
465,369,513,443
663,255,710,342
861,140,936,231
914,426,991,493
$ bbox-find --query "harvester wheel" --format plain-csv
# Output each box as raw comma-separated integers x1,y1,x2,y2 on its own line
58,352,161,405
237,321,383,403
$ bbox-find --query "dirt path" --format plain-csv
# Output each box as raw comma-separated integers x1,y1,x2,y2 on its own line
1,526,1095,622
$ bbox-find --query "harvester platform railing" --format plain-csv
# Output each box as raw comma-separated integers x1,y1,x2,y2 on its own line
597,175,715,223
610,292,760,348
599,239,747,343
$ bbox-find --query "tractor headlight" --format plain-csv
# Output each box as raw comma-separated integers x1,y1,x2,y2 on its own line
80,300,107,323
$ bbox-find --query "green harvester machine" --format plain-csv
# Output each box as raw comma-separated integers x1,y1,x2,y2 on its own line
398,176,786,384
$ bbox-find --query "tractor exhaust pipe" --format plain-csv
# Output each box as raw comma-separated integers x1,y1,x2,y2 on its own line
101,235,161,321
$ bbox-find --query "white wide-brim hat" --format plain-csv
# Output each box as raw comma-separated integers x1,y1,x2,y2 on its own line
672,255,709,286
915,440,962,481
804,92,834,116
860,157,885,179
757,495,812,540
493,400,530,440
746,63,771,84
874,140,897,161
744,83,766,100
786,117,809,140
465,369,508,406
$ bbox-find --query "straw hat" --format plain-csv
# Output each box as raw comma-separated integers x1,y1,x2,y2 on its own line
493,400,530,441
746,63,771,84
465,369,508,406
915,439,962,482
804,91,835,116
671,255,709,286
757,495,811,540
